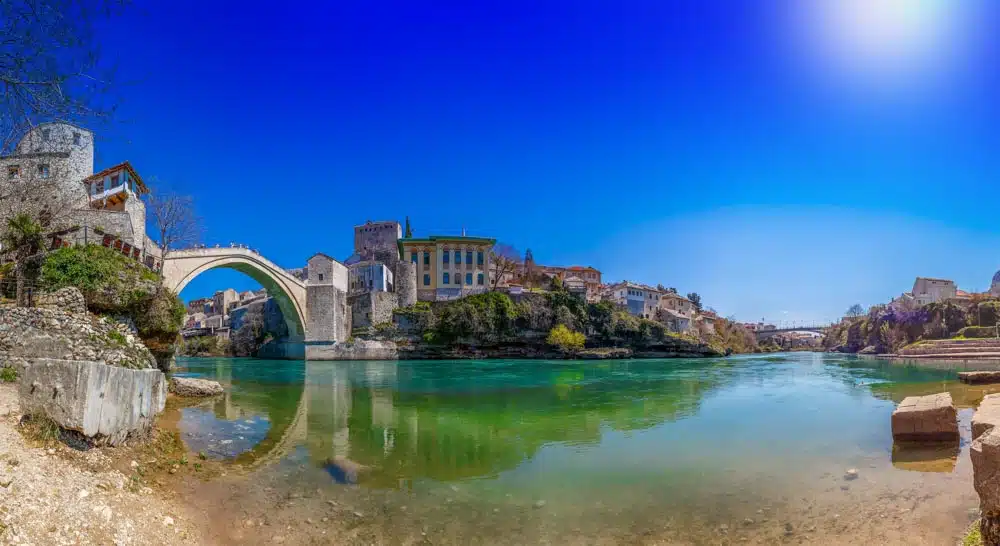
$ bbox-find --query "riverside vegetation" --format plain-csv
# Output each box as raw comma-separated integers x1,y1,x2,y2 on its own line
382,288,771,358
824,297,1000,355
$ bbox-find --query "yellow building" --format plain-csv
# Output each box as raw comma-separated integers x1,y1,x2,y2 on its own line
398,235,496,301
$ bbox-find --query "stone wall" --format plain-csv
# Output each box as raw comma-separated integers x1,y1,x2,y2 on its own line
306,285,350,343
0,305,156,371
34,287,88,315
349,291,398,329
305,339,398,360
17,358,166,446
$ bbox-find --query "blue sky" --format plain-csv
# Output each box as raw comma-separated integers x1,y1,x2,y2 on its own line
87,1,1000,323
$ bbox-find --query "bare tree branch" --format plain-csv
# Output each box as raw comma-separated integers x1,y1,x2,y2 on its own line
147,189,202,265
489,243,521,291
0,0,126,155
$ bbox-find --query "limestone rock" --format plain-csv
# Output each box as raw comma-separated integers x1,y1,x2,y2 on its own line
974,394,1000,441
18,358,166,445
960,371,1000,385
170,377,224,397
891,393,958,442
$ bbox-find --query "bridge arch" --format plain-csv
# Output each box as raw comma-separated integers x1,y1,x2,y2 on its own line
161,248,307,338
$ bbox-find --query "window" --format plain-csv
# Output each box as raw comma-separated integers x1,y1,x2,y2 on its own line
7,165,18,179
443,272,450,284
423,274,431,286
423,251,430,266
411,252,418,263
454,250,461,264
73,132,81,145
443,251,449,264
42,129,50,141
477,251,484,266
477,273,484,285
38,164,50,178
466,273,473,285
466,251,473,264
318,273,324,281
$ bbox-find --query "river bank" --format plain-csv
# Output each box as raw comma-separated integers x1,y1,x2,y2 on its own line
0,384,206,544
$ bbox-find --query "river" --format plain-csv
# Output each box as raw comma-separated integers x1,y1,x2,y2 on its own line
165,353,994,545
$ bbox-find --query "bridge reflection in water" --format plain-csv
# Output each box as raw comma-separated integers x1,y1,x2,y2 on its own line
173,358,728,488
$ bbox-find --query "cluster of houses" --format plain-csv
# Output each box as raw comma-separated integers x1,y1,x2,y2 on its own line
182,287,286,338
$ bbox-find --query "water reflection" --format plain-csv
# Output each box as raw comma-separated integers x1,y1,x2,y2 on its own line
175,358,728,486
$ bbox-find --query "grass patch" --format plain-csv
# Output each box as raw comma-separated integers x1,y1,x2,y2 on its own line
0,367,16,383
107,330,128,346
964,521,983,546
18,413,63,446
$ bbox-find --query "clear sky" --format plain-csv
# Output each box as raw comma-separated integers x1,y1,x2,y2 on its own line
88,0,1000,324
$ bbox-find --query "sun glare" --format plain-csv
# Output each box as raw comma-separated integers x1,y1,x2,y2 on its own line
786,0,985,96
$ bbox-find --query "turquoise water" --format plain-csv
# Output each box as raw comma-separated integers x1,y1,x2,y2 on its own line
171,353,986,543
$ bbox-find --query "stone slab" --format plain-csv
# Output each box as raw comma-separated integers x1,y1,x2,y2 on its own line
891,392,958,442
961,371,1000,385
17,358,166,445
974,394,1000,441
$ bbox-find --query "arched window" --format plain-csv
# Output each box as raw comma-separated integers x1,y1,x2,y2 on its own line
443,272,450,284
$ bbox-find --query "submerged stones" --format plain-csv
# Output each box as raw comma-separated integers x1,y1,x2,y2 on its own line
169,377,224,397
891,393,959,442
961,371,1000,385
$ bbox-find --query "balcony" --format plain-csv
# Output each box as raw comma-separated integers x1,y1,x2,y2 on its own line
88,183,131,207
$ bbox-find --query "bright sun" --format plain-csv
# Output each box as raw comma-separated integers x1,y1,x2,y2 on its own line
788,0,983,92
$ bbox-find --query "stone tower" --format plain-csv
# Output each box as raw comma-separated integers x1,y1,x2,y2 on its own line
394,261,417,307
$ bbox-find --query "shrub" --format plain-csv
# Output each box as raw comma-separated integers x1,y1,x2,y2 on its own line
107,330,127,346
957,326,998,339
0,367,16,383
547,324,586,351
978,301,1000,326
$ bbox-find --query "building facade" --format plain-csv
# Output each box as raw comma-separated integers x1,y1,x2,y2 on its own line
606,281,663,319
398,235,495,302
213,288,239,317
911,277,957,306
352,220,402,264
348,261,394,295
660,292,694,317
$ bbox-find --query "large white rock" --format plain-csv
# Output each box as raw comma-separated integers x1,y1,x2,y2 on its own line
169,376,224,397
17,358,166,445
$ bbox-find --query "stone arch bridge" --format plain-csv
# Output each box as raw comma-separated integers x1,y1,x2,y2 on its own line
161,247,308,338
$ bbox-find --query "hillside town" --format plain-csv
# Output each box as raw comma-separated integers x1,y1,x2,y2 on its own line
180,218,725,347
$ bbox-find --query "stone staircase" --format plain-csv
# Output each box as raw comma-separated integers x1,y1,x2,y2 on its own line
898,338,1000,358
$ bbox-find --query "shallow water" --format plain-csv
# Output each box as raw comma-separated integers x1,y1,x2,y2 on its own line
170,353,996,544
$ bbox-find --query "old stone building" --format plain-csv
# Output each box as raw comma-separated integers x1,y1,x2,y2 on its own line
350,220,402,265
305,253,351,343
0,122,162,268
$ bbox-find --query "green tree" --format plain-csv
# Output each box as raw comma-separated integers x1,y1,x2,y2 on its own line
1,213,45,305
686,292,703,312
404,216,413,238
